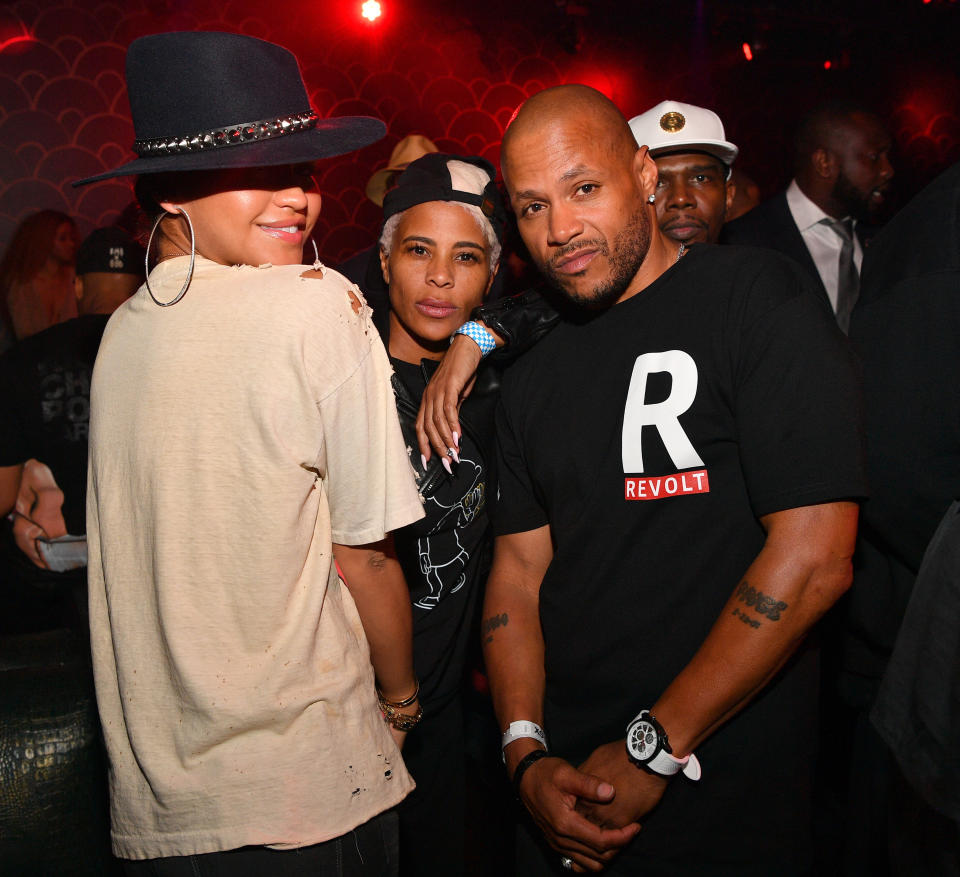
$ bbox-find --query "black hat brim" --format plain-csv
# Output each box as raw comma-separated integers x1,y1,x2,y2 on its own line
73,116,386,187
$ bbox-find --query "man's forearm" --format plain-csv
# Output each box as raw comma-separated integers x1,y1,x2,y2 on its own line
482,527,553,774
483,579,546,771
333,537,417,701
651,501,859,757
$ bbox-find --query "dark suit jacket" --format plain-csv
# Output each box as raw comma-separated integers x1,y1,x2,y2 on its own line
845,160,960,665
722,189,882,317
721,191,831,311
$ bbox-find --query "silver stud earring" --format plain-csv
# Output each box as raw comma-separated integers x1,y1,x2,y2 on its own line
647,194,656,204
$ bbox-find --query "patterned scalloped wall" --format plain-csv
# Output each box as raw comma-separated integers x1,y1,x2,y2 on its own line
1,1,958,263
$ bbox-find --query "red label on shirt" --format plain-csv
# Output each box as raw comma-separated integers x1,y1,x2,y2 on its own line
624,469,710,501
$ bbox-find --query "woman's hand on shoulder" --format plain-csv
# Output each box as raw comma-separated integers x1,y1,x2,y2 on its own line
415,333,481,461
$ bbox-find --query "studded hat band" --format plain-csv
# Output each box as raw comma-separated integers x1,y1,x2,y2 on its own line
133,110,320,157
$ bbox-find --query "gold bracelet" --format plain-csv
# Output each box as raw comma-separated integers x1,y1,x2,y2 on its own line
380,699,423,732
376,679,420,709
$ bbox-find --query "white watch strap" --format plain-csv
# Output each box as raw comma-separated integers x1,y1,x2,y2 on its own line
647,748,702,781
501,720,547,761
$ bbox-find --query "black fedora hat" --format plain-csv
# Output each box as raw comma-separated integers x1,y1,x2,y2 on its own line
74,31,385,186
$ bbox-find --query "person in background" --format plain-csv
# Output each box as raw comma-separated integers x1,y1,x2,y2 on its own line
628,99,738,247
368,135,441,208
0,209,78,349
726,167,761,222
375,152,506,876
723,100,894,332
74,30,424,874
840,159,960,876
0,226,144,634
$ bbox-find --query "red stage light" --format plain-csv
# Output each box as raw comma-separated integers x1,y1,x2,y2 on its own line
0,17,34,53
742,42,753,61
0,33,33,51
361,1,382,21
824,60,832,69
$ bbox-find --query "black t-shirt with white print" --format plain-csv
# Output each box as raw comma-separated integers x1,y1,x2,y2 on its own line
495,244,866,874
392,358,492,708
0,314,108,534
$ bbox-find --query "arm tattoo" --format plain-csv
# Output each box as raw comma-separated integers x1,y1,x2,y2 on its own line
482,612,509,644
735,580,788,621
732,607,761,628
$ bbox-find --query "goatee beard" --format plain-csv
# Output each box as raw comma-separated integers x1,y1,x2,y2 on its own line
543,208,651,310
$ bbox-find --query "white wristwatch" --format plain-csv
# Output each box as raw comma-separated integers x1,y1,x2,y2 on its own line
625,710,701,781
501,720,547,762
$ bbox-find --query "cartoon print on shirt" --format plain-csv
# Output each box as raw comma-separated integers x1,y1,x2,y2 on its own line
417,531,468,608
414,455,485,610
622,350,711,500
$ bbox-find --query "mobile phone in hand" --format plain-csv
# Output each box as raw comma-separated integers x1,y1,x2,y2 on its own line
36,535,88,573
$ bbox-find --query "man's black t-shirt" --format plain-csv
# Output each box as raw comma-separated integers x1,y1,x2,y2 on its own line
0,314,108,533
496,244,866,874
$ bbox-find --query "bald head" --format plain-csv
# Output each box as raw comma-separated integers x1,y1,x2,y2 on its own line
500,85,675,309
503,85,639,184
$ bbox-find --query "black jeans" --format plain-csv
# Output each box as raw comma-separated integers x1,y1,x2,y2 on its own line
121,810,399,877
398,695,465,877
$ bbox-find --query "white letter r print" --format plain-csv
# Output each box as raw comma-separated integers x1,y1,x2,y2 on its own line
622,350,704,473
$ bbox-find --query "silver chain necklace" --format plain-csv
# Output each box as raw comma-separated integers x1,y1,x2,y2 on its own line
675,242,686,264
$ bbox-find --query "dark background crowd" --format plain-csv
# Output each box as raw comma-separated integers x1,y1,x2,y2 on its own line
0,0,958,264
1,1,959,875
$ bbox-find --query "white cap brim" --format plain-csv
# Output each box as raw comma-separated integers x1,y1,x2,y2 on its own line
649,139,738,167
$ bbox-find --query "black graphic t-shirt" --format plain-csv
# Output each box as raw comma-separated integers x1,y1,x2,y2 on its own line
392,358,493,707
495,244,866,873
0,314,109,534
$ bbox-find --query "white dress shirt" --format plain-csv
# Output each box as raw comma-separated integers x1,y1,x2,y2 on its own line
785,179,863,313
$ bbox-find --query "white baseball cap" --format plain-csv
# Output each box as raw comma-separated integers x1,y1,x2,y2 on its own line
628,100,738,167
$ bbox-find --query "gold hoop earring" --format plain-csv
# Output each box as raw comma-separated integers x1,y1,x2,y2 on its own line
144,207,196,307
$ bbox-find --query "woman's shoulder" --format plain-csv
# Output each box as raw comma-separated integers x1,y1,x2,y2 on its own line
257,263,383,359
196,259,373,326
228,260,361,301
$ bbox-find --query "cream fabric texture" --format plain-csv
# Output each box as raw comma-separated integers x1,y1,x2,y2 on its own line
87,256,424,859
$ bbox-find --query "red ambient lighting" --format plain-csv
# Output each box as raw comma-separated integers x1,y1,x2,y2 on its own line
742,42,753,61
361,1,382,21
0,19,34,52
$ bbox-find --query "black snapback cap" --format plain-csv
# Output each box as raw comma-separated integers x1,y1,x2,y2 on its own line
76,227,146,277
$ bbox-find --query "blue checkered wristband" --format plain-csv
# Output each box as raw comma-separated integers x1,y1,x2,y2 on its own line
453,321,497,357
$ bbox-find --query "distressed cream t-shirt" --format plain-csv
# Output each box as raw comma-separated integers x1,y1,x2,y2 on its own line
87,256,424,859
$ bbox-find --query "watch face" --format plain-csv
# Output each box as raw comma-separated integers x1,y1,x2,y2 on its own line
626,718,659,762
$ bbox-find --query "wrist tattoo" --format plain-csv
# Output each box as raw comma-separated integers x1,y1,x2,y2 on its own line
482,612,509,643
735,580,788,621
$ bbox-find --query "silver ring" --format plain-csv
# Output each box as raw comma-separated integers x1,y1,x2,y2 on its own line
560,857,574,871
